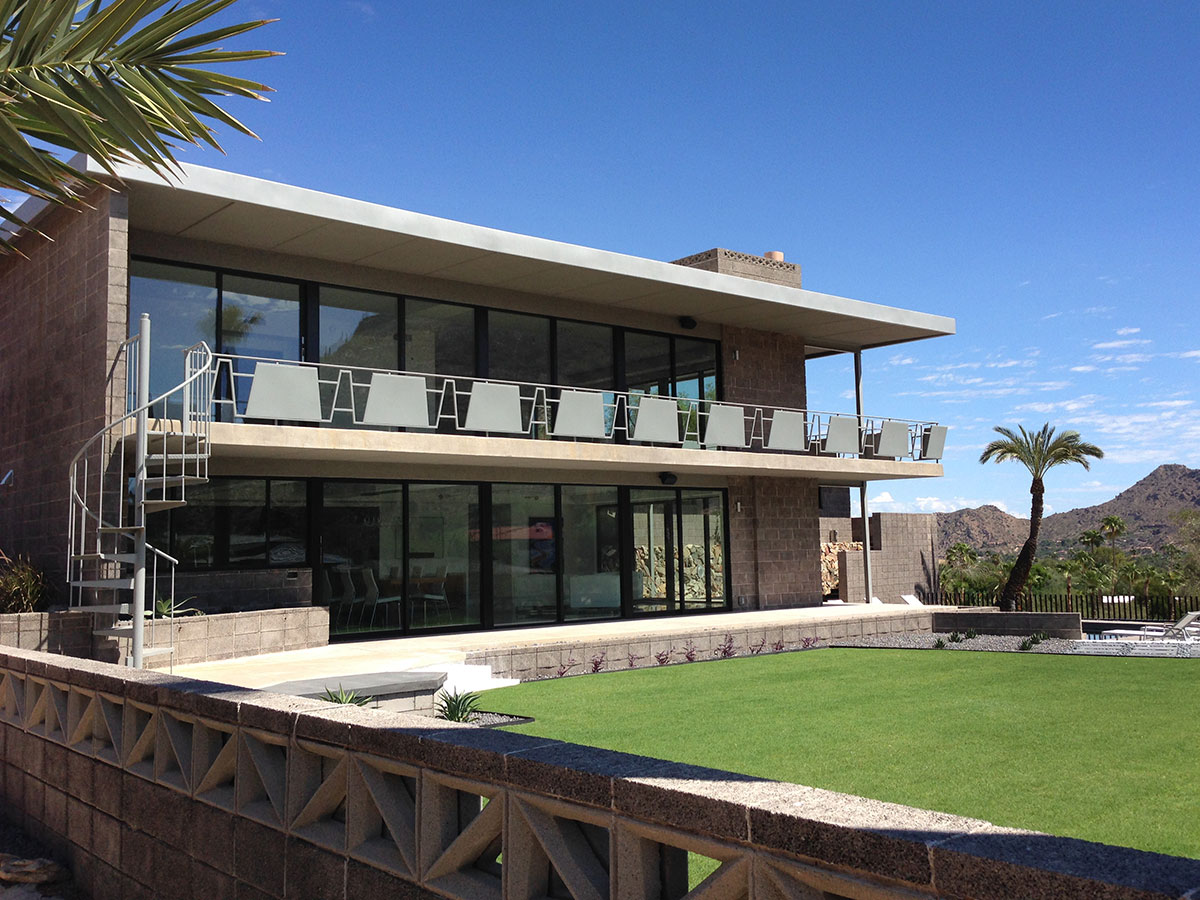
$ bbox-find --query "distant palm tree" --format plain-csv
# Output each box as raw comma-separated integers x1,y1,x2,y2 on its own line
945,542,978,569
1,0,278,254
1079,529,1104,553
980,423,1103,610
1100,514,1127,599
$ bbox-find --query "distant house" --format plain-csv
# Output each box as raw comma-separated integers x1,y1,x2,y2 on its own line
0,158,953,643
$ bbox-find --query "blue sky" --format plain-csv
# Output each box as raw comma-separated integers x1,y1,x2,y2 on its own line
131,2,1200,517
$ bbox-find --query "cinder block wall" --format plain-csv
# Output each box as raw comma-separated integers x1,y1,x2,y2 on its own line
0,191,128,587
720,325,822,608
838,513,939,602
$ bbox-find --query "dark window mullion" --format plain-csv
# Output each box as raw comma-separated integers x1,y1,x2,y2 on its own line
554,485,564,623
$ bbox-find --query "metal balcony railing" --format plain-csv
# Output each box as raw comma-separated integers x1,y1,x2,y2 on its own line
197,354,946,462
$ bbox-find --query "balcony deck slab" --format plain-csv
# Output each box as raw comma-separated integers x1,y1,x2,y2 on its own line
186,421,943,484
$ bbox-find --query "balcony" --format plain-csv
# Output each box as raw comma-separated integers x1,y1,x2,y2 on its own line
162,354,946,482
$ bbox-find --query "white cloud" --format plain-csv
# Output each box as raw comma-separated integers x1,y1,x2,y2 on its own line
888,354,916,366
1013,394,1099,414
1069,365,1098,372
870,491,896,505
1092,339,1151,349
1142,399,1193,409
1115,327,1141,335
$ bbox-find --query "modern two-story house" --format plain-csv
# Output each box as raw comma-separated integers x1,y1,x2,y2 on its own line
0,158,953,645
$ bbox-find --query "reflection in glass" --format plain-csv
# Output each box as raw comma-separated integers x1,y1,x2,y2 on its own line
491,484,557,625
679,489,726,609
407,483,481,629
624,332,671,394
630,488,675,614
222,275,301,418
561,485,621,620
129,261,217,417
406,299,475,427
319,287,399,426
322,482,404,635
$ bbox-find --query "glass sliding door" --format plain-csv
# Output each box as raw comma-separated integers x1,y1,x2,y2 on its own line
318,287,399,427
629,489,675,614
407,483,481,630
679,489,726,610
490,484,557,626
487,311,550,437
674,338,719,447
561,485,621,620
321,482,405,635
221,275,302,419
557,321,615,438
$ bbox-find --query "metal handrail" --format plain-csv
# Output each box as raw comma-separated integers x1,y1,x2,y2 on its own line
203,352,942,462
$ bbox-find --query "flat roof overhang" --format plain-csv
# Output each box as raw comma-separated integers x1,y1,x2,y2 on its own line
190,422,944,485
52,157,956,352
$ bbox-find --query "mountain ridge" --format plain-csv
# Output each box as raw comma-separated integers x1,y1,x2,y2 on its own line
936,464,1200,555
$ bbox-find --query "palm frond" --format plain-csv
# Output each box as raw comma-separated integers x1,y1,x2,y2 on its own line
0,0,279,253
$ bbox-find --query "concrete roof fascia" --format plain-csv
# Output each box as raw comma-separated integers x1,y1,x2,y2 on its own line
91,158,955,339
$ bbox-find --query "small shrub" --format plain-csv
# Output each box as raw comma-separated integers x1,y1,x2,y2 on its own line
683,640,697,663
772,639,786,652
589,652,607,673
965,629,978,640
626,650,644,668
321,684,373,706
948,631,962,643
556,657,578,677
714,634,736,659
0,549,48,613
933,637,946,649
435,688,482,722
1033,631,1048,643
1018,638,1033,651
749,637,767,655
153,596,203,618
654,648,673,666
800,636,820,650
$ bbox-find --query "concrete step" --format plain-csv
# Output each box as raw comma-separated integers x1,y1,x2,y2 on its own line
411,663,520,696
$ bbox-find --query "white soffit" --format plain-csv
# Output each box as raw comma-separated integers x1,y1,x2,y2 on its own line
93,158,955,350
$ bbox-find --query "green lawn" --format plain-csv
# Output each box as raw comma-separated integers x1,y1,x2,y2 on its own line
485,648,1200,859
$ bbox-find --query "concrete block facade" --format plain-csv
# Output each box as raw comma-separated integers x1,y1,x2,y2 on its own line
0,191,128,586
827,512,939,602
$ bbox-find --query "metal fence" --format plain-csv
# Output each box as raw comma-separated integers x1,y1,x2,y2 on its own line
921,590,1199,623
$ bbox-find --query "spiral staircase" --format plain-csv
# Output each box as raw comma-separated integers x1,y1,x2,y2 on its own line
67,315,214,668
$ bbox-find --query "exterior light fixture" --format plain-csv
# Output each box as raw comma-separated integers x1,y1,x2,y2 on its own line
678,316,697,330
658,472,678,486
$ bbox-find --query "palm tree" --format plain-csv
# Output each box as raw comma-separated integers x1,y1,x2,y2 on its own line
1100,514,1127,581
1,0,278,254
1079,529,1104,553
979,423,1103,610
944,542,978,569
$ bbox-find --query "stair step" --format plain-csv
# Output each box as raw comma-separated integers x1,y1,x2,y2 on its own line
71,578,134,590
146,475,207,488
78,603,131,615
94,626,134,638
71,552,137,564
143,500,187,513
97,525,144,534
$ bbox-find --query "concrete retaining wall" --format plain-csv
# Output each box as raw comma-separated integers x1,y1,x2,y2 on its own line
470,610,934,680
2,645,1197,900
931,609,1083,640
0,606,329,668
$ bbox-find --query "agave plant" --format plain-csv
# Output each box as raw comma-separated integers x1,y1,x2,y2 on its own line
1,0,279,253
435,688,482,723
320,685,373,707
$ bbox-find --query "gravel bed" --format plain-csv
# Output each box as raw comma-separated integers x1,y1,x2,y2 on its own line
473,711,534,728
831,632,1081,654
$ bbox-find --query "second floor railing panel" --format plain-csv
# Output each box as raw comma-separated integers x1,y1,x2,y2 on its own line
202,354,946,462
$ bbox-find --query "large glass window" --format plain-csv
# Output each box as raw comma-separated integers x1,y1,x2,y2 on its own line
624,331,671,395
407,483,481,630
319,287,399,426
489,311,550,384
129,261,218,417
679,489,726,610
556,321,614,390
490,484,557,626
561,485,621,620
629,487,727,615
406,299,475,428
165,478,307,570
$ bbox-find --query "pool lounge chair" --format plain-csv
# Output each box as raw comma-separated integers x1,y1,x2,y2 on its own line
1143,610,1200,641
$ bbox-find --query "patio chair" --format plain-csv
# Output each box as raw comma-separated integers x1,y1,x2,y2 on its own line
1142,610,1200,641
